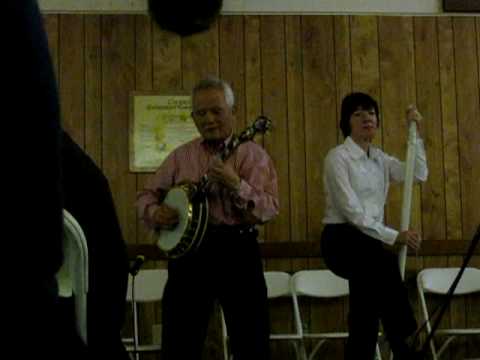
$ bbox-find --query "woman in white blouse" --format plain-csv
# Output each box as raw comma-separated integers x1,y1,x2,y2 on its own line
321,92,428,360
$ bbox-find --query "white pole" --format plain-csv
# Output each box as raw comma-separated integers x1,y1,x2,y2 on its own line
399,120,418,279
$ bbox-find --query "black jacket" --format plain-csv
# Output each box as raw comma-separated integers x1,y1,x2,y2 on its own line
61,131,130,359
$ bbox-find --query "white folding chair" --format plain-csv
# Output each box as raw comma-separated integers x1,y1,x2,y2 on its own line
221,271,306,360
292,270,382,360
123,269,168,360
417,267,480,360
56,209,89,344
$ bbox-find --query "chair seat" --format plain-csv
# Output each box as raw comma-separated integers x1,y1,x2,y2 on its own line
419,268,480,295
435,329,480,335
125,344,162,352
303,332,348,339
270,333,303,340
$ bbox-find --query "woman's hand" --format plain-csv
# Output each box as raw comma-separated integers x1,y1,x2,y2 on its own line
406,104,423,137
396,229,422,251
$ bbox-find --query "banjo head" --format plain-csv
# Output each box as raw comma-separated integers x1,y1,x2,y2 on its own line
156,187,192,252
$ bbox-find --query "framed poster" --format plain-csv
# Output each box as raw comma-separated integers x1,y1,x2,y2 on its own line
444,0,480,11
129,91,198,172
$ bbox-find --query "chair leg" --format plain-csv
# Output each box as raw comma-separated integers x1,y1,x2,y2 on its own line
308,339,327,360
436,336,456,359
294,340,307,360
375,343,382,360
132,302,140,360
429,334,437,360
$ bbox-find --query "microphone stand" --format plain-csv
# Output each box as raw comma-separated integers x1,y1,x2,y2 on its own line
129,255,145,360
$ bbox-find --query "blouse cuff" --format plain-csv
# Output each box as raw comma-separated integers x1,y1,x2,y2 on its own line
381,226,399,245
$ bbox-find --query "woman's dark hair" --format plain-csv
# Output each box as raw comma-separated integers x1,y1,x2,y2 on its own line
340,92,380,138
148,0,223,37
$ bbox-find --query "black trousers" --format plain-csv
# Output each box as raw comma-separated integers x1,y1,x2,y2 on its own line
161,226,270,360
321,224,417,360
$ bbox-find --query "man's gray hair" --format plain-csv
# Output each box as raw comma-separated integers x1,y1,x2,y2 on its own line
192,76,235,109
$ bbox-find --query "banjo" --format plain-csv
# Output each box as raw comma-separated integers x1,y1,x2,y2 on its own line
154,116,272,259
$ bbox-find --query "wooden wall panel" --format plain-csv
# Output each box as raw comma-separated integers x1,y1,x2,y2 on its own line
414,17,446,242
182,21,219,89
59,15,85,145
134,16,153,93
44,15,59,80
244,16,263,129
438,17,463,241
101,15,137,245
43,13,480,360
152,25,181,91
454,18,480,240
285,16,307,245
261,16,290,244
84,16,102,166
334,16,352,144
303,16,337,242
219,16,246,131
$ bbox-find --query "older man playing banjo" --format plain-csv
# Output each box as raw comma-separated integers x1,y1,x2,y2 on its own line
136,76,279,360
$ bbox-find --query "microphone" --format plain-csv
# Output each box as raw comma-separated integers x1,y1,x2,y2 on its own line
129,255,145,276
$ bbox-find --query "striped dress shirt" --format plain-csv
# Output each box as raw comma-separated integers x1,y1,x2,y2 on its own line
137,137,279,229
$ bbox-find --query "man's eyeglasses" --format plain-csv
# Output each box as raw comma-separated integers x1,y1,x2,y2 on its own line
191,106,226,118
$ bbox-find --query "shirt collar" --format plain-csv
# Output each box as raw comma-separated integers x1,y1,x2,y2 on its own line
344,136,380,161
201,133,233,154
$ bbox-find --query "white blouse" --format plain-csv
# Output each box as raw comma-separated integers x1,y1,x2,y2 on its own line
322,136,428,245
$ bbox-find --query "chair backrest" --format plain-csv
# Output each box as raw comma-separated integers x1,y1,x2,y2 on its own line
292,270,349,298
417,267,480,360
57,209,89,296
124,269,168,360
127,269,168,303
56,209,89,344
418,267,480,296
264,271,292,299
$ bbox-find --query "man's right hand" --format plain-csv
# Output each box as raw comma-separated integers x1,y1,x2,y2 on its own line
153,204,179,229
396,230,422,251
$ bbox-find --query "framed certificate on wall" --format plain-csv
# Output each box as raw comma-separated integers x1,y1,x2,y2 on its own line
129,91,198,172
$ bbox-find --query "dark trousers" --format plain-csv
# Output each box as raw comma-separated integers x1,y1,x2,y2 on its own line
321,224,417,360
161,226,270,360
